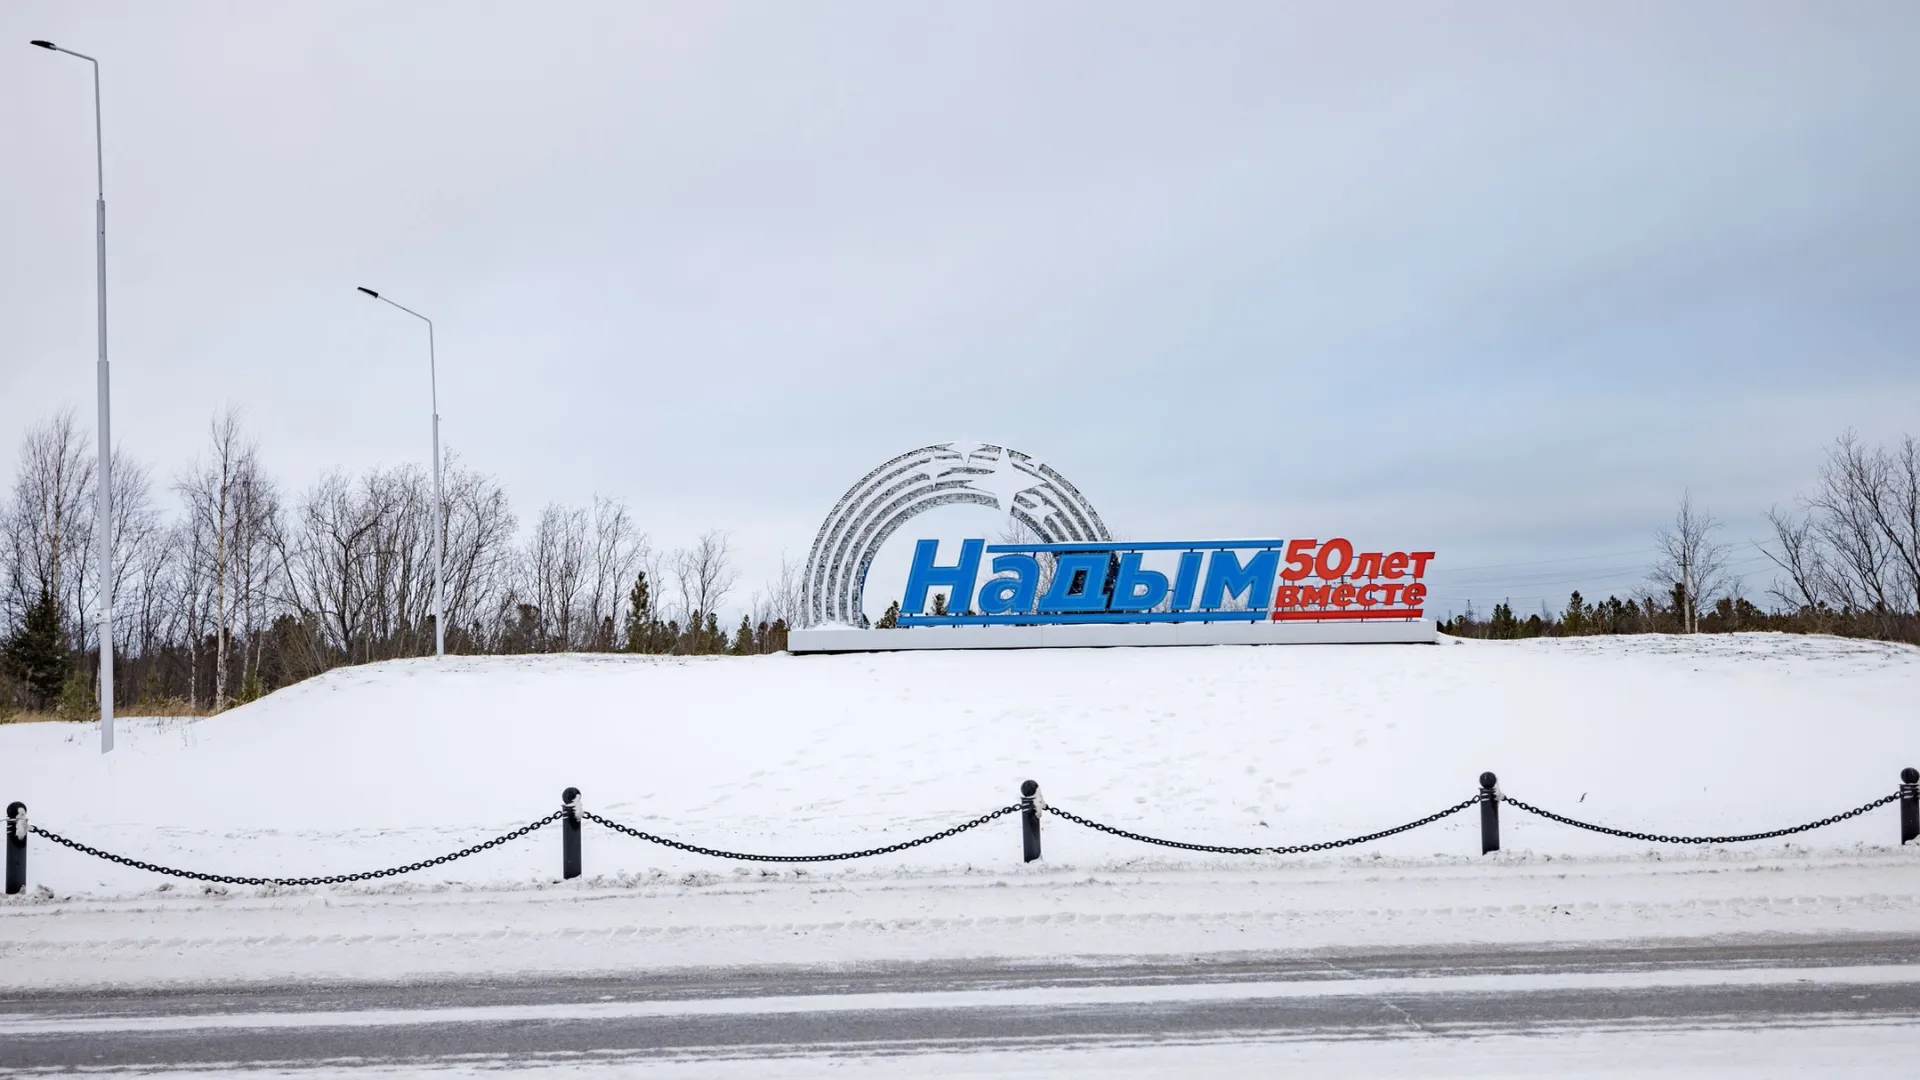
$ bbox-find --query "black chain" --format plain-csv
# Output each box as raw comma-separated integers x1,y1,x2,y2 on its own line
1499,791,1902,845
580,805,1022,863
27,788,1901,883
1042,795,1484,855
28,810,565,887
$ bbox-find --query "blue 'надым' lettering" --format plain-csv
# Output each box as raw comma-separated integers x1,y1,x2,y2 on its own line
897,539,1284,626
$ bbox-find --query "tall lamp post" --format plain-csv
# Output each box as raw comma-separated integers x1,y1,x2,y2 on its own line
31,39,115,753
357,287,445,658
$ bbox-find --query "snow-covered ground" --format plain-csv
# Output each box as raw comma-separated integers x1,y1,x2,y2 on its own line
3,633,1918,990
6,633,1917,885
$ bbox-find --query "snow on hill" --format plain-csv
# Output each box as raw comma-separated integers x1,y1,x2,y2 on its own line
5,633,1917,896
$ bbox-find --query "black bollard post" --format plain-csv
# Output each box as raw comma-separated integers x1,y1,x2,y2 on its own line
1020,780,1042,863
562,787,582,880
1479,772,1500,855
5,802,25,896
1901,768,1919,846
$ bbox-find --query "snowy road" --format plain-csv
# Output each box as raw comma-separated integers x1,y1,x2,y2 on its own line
5,938,1919,1075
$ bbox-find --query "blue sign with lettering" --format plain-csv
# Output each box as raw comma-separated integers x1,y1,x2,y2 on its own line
896,538,1433,627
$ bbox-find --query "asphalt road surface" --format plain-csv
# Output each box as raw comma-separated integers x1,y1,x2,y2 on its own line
4,937,1918,1073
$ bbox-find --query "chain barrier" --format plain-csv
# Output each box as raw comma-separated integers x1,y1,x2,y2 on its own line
1043,795,1485,855
580,805,1022,863
1499,791,1902,845
27,810,564,887
15,784,1910,888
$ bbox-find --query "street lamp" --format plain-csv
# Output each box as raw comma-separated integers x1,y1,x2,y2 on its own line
31,39,116,753
358,287,445,658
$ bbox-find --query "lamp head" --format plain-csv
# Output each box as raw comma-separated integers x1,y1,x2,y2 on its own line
357,287,380,299
30,40,57,50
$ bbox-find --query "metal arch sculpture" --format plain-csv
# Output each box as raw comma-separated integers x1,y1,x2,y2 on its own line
801,442,1112,628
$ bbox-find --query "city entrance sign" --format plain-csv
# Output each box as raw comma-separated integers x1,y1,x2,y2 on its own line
789,442,1435,652
895,538,1430,627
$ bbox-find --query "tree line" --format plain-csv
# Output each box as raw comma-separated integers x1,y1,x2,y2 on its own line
6,413,1916,717
1442,432,1920,645
0,408,799,718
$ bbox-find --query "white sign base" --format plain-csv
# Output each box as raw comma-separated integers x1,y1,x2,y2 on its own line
789,620,1436,653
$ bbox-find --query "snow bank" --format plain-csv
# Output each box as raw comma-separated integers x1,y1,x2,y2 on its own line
3,633,1917,894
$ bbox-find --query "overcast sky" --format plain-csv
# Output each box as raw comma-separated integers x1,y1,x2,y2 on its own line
6,1,1919,619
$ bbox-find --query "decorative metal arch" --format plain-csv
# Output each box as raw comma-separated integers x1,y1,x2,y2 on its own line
800,442,1112,628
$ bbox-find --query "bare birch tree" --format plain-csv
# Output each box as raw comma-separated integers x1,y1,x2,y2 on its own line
528,503,589,651
278,470,387,665
1764,432,1920,631
438,455,518,653
1648,491,1729,634
177,411,247,707
1,409,96,648
759,555,805,630
583,497,645,651
672,530,736,630
1762,506,1825,614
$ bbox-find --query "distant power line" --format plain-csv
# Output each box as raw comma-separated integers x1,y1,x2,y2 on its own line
1436,548,1657,574
1433,553,1778,592
1427,548,1784,608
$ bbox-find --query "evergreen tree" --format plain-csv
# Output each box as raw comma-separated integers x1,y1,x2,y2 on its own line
930,592,948,617
876,600,901,629
732,615,753,655
1489,601,1518,640
1596,596,1634,634
2,588,67,709
56,665,96,720
624,572,656,653
1561,590,1588,635
704,611,722,654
